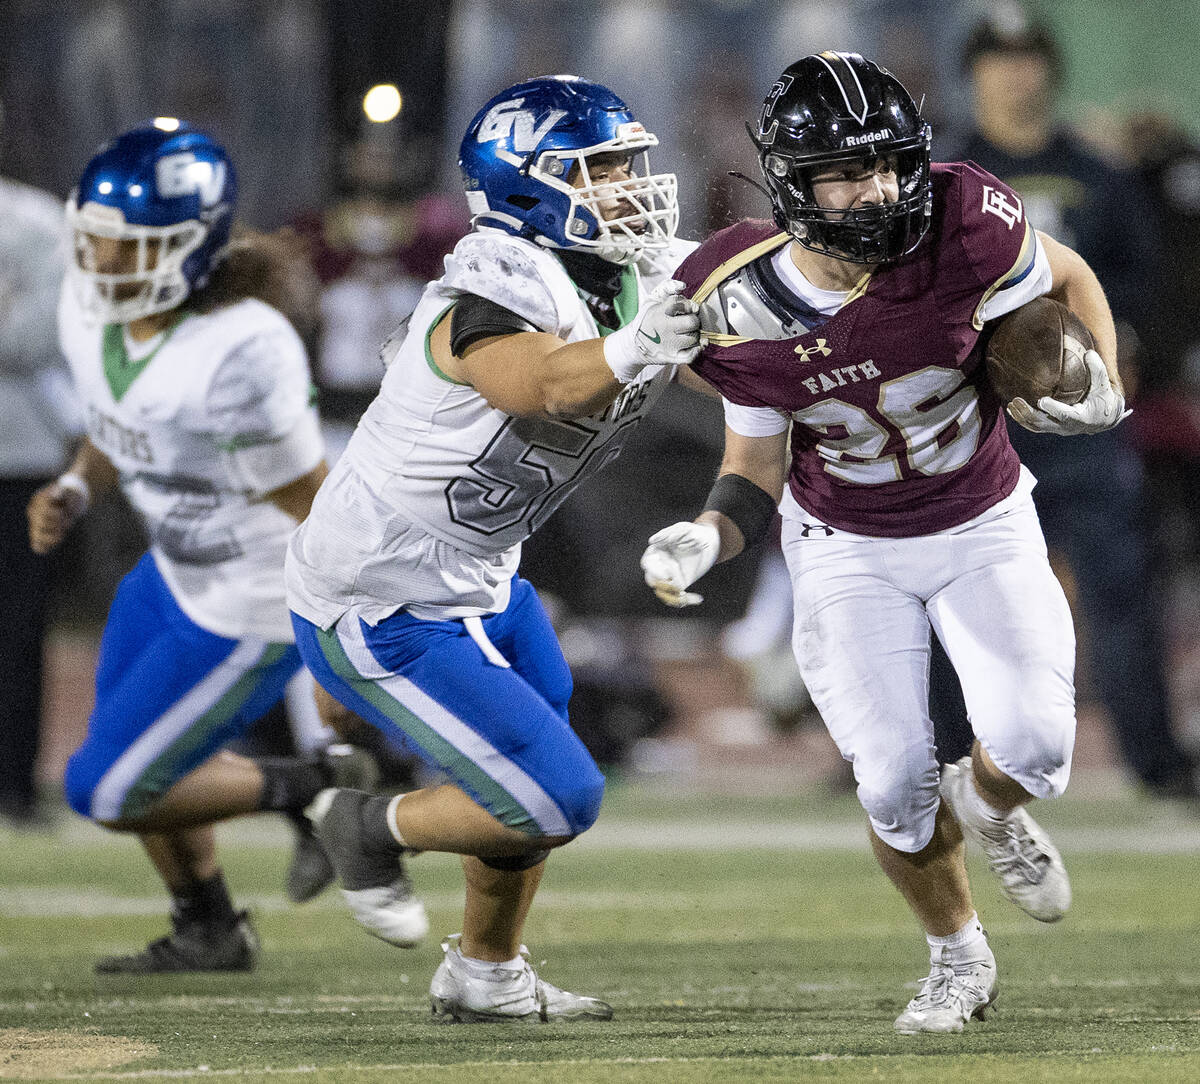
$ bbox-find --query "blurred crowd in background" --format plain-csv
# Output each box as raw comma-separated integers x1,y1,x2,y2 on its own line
4,0,1200,823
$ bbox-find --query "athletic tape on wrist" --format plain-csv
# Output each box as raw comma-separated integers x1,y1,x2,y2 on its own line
601,324,643,384
56,471,91,511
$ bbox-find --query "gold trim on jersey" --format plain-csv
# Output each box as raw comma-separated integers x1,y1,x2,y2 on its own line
693,233,874,349
843,270,873,305
972,220,1035,331
691,232,792,308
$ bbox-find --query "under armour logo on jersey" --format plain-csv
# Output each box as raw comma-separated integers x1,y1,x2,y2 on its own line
800,522,834,537
981,185,1023,229
476,99,568,153
156,153,227,207
795,338,833,360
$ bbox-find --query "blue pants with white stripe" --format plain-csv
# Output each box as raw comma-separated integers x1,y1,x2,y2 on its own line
64,553,301,822
291,577,604,838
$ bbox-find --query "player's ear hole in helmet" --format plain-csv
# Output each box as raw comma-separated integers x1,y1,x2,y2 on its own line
749,52,933,264
67,118,237,324
458,74,678,266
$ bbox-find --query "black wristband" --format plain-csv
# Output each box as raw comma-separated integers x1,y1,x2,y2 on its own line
450,293,537,356
702,472,777,547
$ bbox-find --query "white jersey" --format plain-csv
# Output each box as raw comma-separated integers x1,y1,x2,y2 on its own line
59,289,324,641
288,229,697,627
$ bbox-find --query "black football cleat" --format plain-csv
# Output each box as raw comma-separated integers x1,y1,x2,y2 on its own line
286,813,336,903
94,911,259,974
284,744,381,904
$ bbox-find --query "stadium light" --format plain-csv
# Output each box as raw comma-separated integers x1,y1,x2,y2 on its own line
362,84,402,124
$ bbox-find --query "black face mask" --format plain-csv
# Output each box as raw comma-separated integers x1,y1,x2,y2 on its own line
769,145,932,264
555,248,626,329
555,248,625,300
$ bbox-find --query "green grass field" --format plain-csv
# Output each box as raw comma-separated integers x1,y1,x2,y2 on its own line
2,783,1199,1082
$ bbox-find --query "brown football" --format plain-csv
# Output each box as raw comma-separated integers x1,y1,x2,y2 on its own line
984,297,1094,407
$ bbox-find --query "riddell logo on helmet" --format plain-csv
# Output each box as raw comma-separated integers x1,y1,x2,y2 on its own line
843,129,893,147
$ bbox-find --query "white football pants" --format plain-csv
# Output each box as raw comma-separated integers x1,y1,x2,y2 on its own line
781,489,1076,853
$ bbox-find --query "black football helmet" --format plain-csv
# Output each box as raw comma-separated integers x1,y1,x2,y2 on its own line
750,52,932,264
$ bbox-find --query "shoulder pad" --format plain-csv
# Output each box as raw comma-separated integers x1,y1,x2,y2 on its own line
445,231,574,333
677,220,788,304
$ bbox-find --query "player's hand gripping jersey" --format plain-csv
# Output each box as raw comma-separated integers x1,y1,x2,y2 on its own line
287,229,697,626
680,163,1051,536
58,289,323,640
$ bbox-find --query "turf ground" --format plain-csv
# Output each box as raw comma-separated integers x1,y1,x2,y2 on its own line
2,782,1199,1082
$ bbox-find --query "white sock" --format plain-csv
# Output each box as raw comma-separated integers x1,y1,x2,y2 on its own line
384,793,409,847
964,765,1011,824
459,950,523,974
927,913,988,963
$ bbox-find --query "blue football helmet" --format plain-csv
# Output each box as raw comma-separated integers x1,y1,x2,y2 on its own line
459,75,678,265
67,119,237,323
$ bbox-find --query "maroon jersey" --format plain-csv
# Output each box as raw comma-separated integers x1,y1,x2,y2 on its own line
679,162,1045,536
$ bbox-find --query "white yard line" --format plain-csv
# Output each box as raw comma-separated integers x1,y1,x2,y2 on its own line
5,815,1198,921
32,814,1200,854
42,1047,1200,1080
575,820,1200,853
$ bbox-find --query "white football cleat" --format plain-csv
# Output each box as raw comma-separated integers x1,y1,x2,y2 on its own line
894,943,997,1034
341,882,428,948
429,934,613,1023
307,787,428,947
940,756,1071,922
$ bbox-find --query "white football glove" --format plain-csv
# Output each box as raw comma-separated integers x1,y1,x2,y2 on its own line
1007,349,1131,435
603,278,702,382
640,520,721,608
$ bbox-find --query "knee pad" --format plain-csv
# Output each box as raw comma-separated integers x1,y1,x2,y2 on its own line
981,721,1073,801
858,775,940,854
555,767,605,835
480,849,552,872
977,688,1075,800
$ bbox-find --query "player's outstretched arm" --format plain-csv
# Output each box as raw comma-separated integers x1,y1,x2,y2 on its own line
26,438,119,554
641,426,788,607
436,281,701,419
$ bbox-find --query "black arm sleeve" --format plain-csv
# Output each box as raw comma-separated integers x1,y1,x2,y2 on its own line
702,472,778,548
449,293,538,356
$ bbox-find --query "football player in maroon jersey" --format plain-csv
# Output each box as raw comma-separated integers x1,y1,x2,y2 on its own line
640,52,1127,1033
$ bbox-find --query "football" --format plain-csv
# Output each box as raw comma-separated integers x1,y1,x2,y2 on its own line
984,296,1094,407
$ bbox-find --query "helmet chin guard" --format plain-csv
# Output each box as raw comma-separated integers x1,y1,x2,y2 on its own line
460,75,678,265
752,52,932,264
69,201,209,323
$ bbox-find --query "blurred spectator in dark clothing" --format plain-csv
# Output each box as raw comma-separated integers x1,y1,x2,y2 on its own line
294,130,467,457
0,126,78,826
930,4,1199,801
1120,114,1200,603
1124,113,1200,397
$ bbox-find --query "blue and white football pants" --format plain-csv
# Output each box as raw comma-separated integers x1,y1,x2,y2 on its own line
64,553,301,822
291,576,604,839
